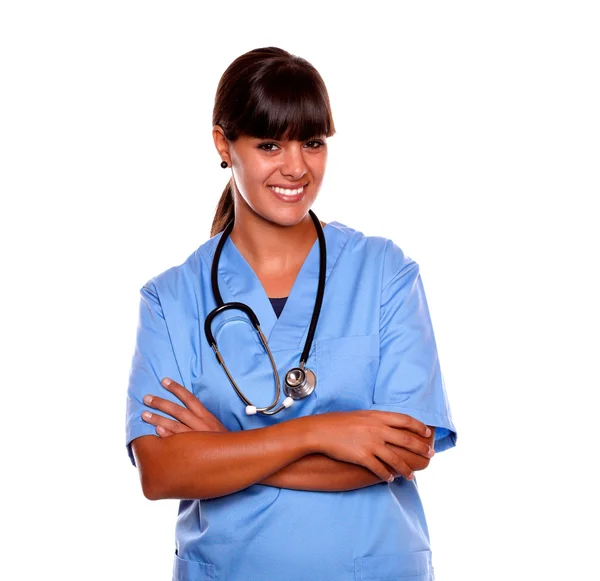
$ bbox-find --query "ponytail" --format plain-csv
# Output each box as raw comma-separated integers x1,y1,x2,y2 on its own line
210,179,234,237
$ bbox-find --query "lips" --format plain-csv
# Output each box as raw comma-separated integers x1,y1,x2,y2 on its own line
268,182,309,189
267,184,307,203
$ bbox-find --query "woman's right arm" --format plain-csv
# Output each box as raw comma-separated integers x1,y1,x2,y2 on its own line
132,415,314,500
132,410,433,500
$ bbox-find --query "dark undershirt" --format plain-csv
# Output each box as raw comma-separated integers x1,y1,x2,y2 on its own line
268,297,288,318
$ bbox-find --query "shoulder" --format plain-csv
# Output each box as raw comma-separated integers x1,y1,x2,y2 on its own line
328,220,418,287
140,232,222,296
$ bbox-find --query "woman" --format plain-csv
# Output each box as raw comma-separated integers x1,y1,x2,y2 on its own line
126,46,457,581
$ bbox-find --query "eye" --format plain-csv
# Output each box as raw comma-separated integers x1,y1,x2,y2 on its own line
257,142,279,152
257,139,326,152
305,139,325,149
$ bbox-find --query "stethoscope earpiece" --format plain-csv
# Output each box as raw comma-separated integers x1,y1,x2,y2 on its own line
206,210,326,416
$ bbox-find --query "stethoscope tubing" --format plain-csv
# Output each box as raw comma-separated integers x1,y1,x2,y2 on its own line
205,210,326,415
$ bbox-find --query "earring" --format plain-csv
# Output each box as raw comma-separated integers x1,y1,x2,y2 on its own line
220,160,228,168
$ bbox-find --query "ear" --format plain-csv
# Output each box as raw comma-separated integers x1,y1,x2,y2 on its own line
212,125,230,162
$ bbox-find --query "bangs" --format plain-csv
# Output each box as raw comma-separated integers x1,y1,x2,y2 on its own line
236,66,334,141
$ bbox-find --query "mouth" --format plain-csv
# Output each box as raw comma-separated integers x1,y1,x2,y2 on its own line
267,183,309,196
267,183,309,203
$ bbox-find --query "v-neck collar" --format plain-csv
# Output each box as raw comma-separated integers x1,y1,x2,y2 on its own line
204,221,348,354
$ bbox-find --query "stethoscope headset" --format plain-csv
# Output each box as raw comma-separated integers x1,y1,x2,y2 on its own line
204,210,326,416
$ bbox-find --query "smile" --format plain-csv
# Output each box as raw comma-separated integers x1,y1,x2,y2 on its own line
268,185,305,196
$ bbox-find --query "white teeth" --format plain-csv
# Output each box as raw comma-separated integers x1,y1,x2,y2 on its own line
269,185,304,196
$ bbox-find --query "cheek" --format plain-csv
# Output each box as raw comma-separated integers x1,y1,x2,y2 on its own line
307,159,326,185
233,164,272,201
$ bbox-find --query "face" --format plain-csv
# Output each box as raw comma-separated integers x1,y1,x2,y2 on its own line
213,126,328,228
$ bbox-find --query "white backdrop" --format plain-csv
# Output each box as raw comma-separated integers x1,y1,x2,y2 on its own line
1,2,598,580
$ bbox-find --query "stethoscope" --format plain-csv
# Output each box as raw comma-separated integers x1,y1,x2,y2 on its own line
204,210,326,416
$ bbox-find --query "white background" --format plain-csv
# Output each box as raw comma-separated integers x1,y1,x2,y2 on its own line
1,1,598,580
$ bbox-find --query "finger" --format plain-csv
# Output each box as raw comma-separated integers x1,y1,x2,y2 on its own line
161,378,210,416
380,460,399,481
143,394,204,430
156,425,176,438
158,379,226,432
377,412,431,438
144,394,188,417
386,444,430,473
142,411,193,435
385,427,435,459
376,445,414,480
361,455,397,483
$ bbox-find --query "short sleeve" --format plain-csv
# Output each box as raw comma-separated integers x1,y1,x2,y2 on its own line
125,283,186,466
370,243,458,453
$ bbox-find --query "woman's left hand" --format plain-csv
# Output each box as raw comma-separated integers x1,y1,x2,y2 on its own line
141,378,229,437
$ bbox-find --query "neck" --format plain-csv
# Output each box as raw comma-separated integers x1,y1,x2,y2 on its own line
229,210,322,276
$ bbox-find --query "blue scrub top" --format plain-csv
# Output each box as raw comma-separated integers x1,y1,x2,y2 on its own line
125,220,458,581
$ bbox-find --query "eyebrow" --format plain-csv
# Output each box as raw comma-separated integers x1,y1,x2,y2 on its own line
252,135,325,142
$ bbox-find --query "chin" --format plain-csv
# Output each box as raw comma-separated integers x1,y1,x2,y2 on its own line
268,207,314,228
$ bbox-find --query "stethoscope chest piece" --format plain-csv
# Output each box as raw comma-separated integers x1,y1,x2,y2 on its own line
284,366,316,400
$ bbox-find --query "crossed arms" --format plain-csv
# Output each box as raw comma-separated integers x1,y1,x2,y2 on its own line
131,378,436,500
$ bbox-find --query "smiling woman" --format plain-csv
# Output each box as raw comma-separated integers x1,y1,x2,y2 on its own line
209,46,335,234
125,46,457,581
215,131,327,231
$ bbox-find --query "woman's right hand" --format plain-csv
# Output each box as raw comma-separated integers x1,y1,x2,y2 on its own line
307,411,435,482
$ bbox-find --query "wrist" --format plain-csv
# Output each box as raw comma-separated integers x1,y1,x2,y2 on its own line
292,415,322,455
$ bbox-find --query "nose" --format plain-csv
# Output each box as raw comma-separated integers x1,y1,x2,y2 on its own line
280,142,308,181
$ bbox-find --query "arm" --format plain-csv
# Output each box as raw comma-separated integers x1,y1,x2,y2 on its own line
260,454,381,491
133,410,432,500
132,414,315,500
259,426,435,491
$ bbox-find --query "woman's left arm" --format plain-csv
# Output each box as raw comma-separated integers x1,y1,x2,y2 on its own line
141,379,435,492
260,428,435,491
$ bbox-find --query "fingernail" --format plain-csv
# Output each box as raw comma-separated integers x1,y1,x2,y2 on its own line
162,378,172,387
428,447,435,457
425,428,431,437
157,426,166,435
388,475,395,483
143,395,153,405
142,412,152,420
407,473,414,480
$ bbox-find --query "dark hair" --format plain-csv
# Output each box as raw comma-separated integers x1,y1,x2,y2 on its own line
210,47,336,237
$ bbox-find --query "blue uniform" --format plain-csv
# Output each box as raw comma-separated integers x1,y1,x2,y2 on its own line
126,220,457,581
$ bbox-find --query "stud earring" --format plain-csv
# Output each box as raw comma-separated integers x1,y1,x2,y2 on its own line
220,161,228,168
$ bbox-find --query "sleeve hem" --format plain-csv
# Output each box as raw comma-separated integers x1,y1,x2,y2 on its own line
126,424,159,467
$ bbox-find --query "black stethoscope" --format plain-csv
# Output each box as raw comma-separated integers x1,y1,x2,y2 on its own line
204,210,326,416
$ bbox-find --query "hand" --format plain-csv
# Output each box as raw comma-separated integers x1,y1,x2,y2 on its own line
309,411,435,482
141,378,228,437
384,437,435,479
